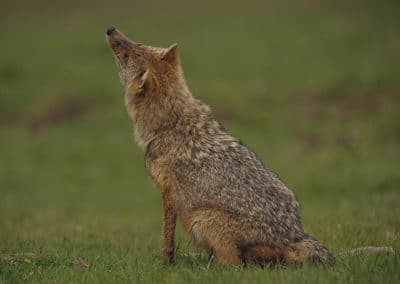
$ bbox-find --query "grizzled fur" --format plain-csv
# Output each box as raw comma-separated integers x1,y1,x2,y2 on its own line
106,27,332,266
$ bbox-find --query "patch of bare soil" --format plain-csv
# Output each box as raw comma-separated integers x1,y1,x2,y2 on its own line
294,87,399,151
212,105,238,121
0,95,106,133
29,96,91,132
297,87,397,120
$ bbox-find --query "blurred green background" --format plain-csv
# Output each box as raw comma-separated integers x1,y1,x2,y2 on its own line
1,0,399,282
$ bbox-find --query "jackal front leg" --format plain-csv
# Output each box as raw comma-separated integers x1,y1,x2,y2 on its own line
161,189,177,265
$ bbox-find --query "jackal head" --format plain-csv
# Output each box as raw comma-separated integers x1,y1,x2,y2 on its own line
106,27,193,149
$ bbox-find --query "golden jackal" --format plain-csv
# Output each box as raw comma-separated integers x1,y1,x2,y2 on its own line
106,26,332,267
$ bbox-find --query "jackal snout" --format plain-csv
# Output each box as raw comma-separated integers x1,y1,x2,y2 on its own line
106,26,148,86
105,27,132,53
106,26,116,36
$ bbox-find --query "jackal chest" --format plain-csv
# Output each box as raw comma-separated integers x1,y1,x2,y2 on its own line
145,156,174,192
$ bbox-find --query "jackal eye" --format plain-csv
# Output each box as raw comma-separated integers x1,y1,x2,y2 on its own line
123,53,129,62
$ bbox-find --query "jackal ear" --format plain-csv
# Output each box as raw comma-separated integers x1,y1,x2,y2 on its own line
126,69,151,96
160,43,179,65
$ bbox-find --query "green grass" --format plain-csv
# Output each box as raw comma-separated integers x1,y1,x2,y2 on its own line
1,0,399,282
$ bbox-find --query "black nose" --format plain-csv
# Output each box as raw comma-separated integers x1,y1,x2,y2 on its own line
106,26,116,36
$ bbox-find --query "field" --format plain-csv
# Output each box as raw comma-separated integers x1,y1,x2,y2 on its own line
1,0,399,282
